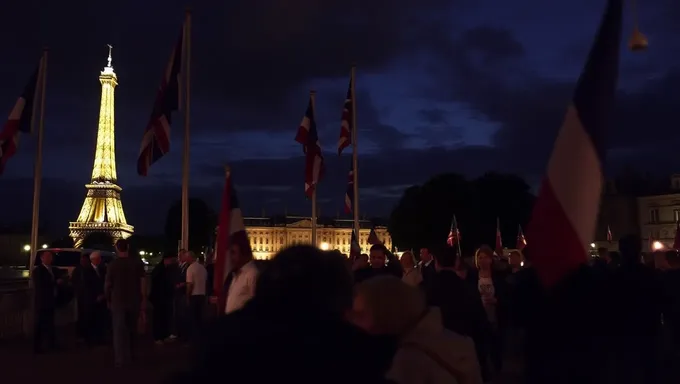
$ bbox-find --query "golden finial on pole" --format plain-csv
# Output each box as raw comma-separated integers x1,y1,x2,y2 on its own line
628,0,648,52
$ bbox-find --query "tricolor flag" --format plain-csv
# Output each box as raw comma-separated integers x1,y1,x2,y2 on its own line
294,93,324,197
0,58,44,175
447,216,461,247
337,77,353,155
344,161,354,213
495,217,503,257
606,225,613,243
350,228,361,257
526,0,622,288
516,224,527,250
673,222,680,250
137,26,184,176
212,167,252,313
367,228,381,245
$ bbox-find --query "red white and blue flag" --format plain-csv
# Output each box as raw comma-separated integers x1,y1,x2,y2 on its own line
350,228,361,257
213,168,252,313
137,27,184,176
607,225,613,243
367,228,381,245
0,58,43,175
526,0,622,288
516,225,527,250
447,216,460,247
337,77,353,155
294,94,324,197
344,161,354,213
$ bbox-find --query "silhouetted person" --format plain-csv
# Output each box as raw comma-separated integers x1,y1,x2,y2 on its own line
419,247,437,288
172,245,396,384
32,251,62,353
150,254,176,344
83,251,107,346
72,253,90,343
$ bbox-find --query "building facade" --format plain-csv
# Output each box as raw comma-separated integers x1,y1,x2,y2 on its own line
638,191,680,251
242,216,392,260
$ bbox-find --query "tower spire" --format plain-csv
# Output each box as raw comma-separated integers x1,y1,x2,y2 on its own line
69,45,133,248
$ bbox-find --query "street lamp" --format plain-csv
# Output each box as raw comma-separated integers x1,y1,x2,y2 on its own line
320,242,329,251
41,244,48,249
590,243,596,249
139,250,146,256
23,244,30,252
653,241,664,251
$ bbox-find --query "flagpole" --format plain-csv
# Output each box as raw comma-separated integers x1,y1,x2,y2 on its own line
29,48,48,280
310,90,318,247
454,214,462,258
351,65,360,232
180,9,192,251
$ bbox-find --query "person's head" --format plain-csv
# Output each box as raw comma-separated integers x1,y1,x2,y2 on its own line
475,245,494,270
185,251,197,264
598,247,610,261
79,253,90,267
400,251,416,270
228,238,253,270
256,245,353,316
419,248,432,263
350,276,427,336
40,251,53,266
618,234,642,265
369,244,387,269
508,250,523,268
115,238,129,256
163,254,176,265
433,246,457,271
177,249,187,263
354,253,369,268
90,251,102,267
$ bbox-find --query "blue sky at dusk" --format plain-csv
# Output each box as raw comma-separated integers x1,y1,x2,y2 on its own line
0,0,679,235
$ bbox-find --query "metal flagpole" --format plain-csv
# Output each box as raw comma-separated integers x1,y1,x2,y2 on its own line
310,91,318,246
29,48,48,281
351,65,360,233
180,9,192,251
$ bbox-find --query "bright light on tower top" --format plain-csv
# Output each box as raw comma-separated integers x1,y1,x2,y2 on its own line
101,44,116,77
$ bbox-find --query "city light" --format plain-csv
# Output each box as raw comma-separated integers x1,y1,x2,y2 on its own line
22,244,30,252
590,243,596,249
320,242,330,251
653,241,664,251
42,244,48,249
139,250,146,256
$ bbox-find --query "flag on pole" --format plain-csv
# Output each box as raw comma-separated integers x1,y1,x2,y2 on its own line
447,216,461,247
212,167,252,313
606,225,613,243
367,228,381,245
516,224,527,250
137,26,184,176
337,77,353,155
526,0,622,288
294,93,324,197
495,217,503,257
350,228,361,258
0,58,44,175
344,161,354,213
673,222,680,250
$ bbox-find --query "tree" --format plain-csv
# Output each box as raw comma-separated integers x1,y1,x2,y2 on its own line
49,237,75,248
164,198,217,253
81,232,115,251
388,172,535,255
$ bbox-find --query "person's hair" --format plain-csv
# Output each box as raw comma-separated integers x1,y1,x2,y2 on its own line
115,238,129,253
400,251,417,266
355,276,426,335
433,246,457,268
618,234,641,265
370,244,387,253
256,245,354,315
89,251,101,261
475,245,494,268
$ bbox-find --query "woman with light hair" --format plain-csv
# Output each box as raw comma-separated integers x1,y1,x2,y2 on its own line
399,251,422,287
350,276,482,384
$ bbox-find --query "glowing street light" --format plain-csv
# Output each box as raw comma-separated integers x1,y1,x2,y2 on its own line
139,250,146,256
23,244,30,252
590,243,596,249
653,241,664,251
42,244,48,249
320,242,329,251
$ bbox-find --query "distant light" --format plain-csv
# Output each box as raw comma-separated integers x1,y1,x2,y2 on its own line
590,243,596,249
520,261,524,267
141,258,149,265
139,250,146,256
653,241,664,251
41,244,48,249
320,242,330,251
23,245,30,252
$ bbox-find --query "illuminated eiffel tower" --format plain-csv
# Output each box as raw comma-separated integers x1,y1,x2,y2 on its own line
69,45,134,248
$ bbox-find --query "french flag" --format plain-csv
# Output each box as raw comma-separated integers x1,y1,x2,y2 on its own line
213,167,252,314
344,161,354,213
337,77,353,155
526,0,622,288
137,27,184,176
0,58,43,175
294,93,324,197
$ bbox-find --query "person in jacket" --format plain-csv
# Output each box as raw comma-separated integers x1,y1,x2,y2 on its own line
400,251,423,287
351,276,482,384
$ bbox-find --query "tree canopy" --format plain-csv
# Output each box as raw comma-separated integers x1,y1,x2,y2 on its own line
164,198,217,253
388,172,535,255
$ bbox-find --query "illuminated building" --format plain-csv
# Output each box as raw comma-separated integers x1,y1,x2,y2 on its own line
241,216,392,259
69,46,134,247
637,176,680,251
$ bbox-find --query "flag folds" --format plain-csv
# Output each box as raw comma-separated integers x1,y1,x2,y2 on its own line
516,225,527,251
213,168,252,313
137,28,184,176
294,94,324,197
344,161,354,213
526,0,622,288
0,58,43,175
337,78,353,155
367,228,381,245
447,216,461,247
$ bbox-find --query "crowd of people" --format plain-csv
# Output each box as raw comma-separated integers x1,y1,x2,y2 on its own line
31,234,680,383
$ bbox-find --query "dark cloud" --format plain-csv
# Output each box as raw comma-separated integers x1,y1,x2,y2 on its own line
418,108,449,125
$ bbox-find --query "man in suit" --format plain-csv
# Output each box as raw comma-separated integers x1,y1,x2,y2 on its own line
419,247,437,288
32,251,63,353
84,251,107,346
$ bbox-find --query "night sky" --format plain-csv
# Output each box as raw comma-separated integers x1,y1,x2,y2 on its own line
0,0,678,235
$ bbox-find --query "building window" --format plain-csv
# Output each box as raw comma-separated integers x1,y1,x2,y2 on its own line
650,208,660,223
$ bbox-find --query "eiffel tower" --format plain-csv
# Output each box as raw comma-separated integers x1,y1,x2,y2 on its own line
69,45,134,247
